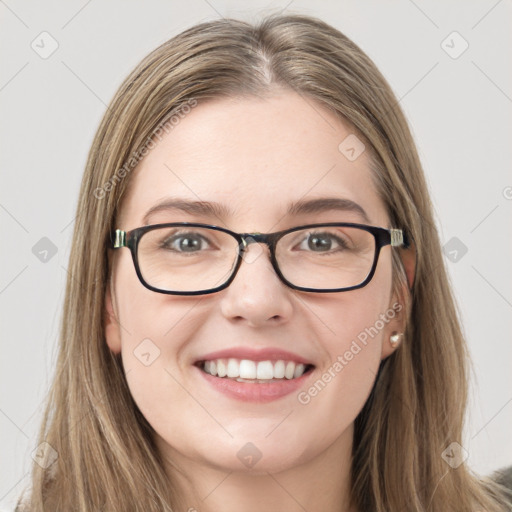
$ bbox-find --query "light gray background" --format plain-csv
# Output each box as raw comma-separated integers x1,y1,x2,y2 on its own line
1,1,511,509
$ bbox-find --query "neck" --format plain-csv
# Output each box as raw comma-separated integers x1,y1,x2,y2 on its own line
157,424,358,512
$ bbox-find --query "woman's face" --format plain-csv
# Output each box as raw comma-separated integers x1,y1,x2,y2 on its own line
105,90,405,478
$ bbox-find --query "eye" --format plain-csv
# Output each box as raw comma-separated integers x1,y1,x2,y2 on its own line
297,231,349,252
160,232,211,253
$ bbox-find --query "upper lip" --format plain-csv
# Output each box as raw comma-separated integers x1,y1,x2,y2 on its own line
194,347,315,366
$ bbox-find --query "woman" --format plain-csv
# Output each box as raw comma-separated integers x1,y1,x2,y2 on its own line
18,13,511,512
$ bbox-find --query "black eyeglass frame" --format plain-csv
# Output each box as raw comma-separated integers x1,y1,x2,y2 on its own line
110,222,411,296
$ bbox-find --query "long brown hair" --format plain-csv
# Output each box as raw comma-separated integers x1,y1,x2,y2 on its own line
18,13,511,511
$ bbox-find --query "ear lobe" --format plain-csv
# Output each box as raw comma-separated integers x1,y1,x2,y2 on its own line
380,296,407,360
104,278,122,354
381,327,401,359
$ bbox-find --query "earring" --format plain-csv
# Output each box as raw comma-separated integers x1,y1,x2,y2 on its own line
390,331,403,347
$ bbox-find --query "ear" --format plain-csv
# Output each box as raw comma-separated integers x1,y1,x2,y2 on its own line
380,241,416,359
104,276,122,354
400,239,417,290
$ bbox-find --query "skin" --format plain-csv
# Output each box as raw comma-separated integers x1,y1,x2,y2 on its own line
104,90,414,512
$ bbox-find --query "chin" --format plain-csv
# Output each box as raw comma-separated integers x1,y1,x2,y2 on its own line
205,447,311,475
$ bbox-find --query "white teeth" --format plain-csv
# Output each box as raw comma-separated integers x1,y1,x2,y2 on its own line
216,360,227,377
285,361,295,379
293,363,305,378
201,358,311,380
227,358,239,378
273,360,285,379
239,359,256,379
256,361,274,380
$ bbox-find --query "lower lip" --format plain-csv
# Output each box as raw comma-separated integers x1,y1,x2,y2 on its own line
194,364,315,403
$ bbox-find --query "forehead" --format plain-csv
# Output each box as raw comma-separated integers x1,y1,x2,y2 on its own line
118,91,388,230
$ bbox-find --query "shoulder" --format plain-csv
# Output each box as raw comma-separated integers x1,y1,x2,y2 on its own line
491,466,512,490
490,465,512,505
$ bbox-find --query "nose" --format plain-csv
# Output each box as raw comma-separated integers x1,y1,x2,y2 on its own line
219,243,294,327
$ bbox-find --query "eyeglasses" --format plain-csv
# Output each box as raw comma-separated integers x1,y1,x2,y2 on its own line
110,222,410,295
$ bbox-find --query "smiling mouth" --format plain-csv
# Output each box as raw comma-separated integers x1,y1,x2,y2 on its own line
195,358,315,383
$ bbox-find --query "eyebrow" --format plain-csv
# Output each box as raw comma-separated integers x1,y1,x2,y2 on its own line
287,197,371,224
141,196,371,225
142,199,232,225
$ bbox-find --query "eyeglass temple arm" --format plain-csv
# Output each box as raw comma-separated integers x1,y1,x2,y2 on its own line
390,228,412,249
112,229,126,248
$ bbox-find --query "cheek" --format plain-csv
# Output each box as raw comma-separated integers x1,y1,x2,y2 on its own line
299,334,382,428
301,275,393,423
113,252,203,355
116,295,210,449
112,264,205,425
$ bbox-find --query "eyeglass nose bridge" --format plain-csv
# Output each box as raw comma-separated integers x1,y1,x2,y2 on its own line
238,232,278,255
233,232,290,287
240,232,269,247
